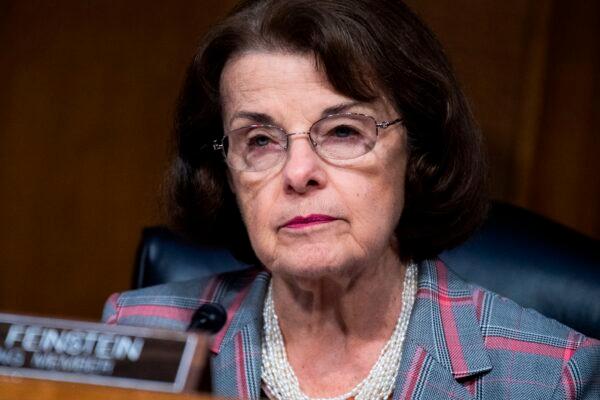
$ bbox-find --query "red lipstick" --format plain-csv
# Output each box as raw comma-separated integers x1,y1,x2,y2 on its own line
282,214,337,229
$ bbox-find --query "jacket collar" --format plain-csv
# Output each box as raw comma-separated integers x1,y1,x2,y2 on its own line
407,259,492,379
211,260,492,399
209,268,270,355
210,269,269,399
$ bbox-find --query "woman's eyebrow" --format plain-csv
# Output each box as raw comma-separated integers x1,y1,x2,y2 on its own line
321,101,366,117
230,111,275,126
230,101,368,126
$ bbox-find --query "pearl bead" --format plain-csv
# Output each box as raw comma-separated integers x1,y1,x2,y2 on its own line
261,263,418,400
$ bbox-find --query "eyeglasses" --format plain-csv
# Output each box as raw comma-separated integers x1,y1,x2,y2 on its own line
213,112,402,172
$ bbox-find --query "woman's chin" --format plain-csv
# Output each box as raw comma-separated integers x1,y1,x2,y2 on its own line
264,246,361,279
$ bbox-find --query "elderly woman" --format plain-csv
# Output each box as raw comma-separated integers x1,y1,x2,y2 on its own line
103,0,600,399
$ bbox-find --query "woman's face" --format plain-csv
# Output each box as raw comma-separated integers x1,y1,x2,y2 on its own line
220,52,408,279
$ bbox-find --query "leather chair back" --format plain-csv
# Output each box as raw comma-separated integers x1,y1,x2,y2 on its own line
132,202,600,339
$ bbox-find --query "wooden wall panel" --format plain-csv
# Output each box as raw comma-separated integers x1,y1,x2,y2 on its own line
406,0,554,202
408,0,600,238
529,0,600,236
1,1,598,319
0,1,237,319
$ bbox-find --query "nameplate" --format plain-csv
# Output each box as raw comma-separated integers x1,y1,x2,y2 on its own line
0,313,207,392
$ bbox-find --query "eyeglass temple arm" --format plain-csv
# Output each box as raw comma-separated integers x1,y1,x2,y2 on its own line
212,140,223,151
377,118,403,129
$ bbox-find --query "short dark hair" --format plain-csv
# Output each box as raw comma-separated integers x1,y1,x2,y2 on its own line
167,0,488,263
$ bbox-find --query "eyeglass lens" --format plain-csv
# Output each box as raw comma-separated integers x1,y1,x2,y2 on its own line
224,114,379,171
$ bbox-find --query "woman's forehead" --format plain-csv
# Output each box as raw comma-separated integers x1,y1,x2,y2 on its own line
220,52,338,106
219,51,393,126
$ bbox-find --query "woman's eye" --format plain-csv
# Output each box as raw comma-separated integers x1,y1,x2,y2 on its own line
248,134,272,147
331,125,360,138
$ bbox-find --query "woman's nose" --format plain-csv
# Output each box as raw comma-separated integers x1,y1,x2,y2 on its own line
281,135,327,194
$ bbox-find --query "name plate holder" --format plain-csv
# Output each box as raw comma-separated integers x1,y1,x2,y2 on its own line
0,313,208,393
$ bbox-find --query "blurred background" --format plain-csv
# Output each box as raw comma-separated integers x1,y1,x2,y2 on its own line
1,0,598,320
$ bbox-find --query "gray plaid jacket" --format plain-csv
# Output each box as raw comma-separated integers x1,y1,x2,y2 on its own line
103,260,600,399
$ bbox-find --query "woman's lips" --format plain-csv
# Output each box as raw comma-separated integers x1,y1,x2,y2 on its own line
282,214,338,229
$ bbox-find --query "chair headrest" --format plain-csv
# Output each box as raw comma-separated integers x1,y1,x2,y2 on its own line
441,202,600,339
133,202,600,339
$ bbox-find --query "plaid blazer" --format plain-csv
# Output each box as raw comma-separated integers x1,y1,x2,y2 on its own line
103,259,600,399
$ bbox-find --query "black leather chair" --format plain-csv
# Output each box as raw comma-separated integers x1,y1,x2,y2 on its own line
132,202,600,339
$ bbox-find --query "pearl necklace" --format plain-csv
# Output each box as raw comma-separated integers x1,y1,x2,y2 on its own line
261,262,418,400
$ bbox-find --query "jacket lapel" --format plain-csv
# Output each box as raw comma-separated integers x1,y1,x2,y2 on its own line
393,259,492,399
210,269,269,400
208,260,492,400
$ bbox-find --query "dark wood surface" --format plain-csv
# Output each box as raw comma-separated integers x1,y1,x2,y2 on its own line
0,376,217,400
